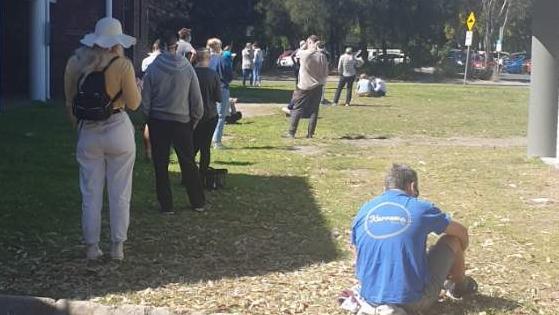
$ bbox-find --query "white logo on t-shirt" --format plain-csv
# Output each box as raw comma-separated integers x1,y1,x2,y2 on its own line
364,202,412,239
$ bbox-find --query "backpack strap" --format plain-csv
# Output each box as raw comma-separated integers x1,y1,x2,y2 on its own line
103,56,120,72
103,56,123,105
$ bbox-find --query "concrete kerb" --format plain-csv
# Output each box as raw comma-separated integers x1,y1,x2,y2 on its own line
0,295,173,315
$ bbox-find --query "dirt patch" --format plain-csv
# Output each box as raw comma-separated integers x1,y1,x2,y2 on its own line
235,103,284,118
342,135,527,148
292,145,324,156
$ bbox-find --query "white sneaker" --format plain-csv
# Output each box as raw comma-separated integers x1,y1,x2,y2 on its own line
110,242,124,261
86,244,103,260
213,142,226,150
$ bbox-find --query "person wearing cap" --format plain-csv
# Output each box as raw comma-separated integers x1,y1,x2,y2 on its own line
333,47,364,106
141,32,205,215
207,37,233,149
284,35,329,139
64,17,141,261
241,42,254,86
177,28,197,63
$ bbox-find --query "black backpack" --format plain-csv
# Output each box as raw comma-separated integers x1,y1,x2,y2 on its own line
73,56,122,121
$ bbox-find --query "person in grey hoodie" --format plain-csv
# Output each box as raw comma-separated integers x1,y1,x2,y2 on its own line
141,32,205,214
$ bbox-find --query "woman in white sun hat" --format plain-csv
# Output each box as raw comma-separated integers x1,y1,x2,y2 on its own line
64,17,141,261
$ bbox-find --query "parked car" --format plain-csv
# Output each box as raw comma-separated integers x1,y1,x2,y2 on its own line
276,50,295,68
371,53,409,64
470,53,496,79
446,49,467,70
503,52,530,74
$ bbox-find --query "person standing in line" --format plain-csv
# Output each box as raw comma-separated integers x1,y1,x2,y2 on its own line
241,42,254,86
252,42,264,87
141,32,205,214
333,47,364,107
64,17,141,260
284,35,329,139
176,28,197,63
208,37,234,149
140,39,162,161
193,49,221,182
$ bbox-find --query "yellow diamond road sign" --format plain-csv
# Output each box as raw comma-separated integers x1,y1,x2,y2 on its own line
466,12,476,31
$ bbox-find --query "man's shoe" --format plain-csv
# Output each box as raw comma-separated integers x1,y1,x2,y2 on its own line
161,209,176,215
332,103,338,107
110,242,124,261
281,132,295,139
193,207,205,212
86,244,103,260
345,103,350,107
444,276,478,300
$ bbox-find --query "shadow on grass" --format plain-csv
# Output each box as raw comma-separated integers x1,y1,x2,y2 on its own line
0,105,338,300
346,103,393,108
213,160,255,166
429,294,521,314
230,86,293,104
239,145,296,151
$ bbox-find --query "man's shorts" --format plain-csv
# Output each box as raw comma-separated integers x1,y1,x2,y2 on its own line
402,241,455,312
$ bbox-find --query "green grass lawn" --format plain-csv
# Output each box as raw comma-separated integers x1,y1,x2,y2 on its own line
1,81,558,314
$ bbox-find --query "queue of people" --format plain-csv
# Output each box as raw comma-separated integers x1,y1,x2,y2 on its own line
65,17,474,315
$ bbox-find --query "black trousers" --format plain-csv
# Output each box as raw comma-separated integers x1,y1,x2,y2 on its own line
289,85,323,138
333,75,356,105
193,116,218,176
148,118,205,211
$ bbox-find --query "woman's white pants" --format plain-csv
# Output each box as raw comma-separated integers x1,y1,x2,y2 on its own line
76,112,136,245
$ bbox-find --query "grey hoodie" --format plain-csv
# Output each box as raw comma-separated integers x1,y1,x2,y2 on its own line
141,51,203,123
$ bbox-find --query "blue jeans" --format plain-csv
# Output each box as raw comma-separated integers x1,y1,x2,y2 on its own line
253,61,263,84
212,86,230,145
242,69,253,86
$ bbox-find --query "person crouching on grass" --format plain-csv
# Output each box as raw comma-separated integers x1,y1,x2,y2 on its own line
344,164,477,314
356,73,373,97
193,49,221,183
141,32,205,214
64,17,141,261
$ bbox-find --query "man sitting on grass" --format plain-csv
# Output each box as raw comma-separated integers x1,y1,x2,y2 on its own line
346,164,477,314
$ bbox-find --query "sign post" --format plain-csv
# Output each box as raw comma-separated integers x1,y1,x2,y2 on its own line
463,12,476,85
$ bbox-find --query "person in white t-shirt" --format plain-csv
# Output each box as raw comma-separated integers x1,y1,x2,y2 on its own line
141,39,161,73
356,73,373,97
176,28,196,63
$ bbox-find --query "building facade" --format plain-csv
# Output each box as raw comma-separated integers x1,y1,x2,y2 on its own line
1,0,148,101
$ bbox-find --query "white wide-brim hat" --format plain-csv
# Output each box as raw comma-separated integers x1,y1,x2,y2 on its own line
80,17,136,49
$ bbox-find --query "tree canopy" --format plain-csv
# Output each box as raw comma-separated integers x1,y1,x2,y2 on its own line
147,0,534,65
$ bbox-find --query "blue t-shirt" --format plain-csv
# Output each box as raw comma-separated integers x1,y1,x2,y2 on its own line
351,189,451,305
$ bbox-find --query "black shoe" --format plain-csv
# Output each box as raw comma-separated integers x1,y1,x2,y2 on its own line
444,276,478,300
